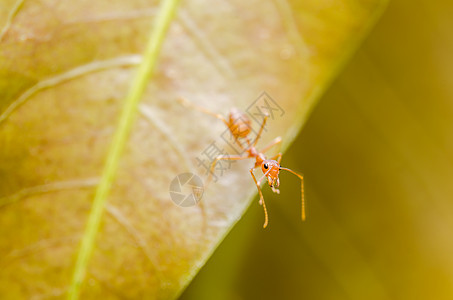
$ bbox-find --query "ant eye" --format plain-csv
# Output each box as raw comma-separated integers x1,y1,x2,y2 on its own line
264,163,269,169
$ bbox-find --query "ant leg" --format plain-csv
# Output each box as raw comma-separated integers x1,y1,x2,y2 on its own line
250,167,269,228
251,114,269,147
232,135,247,152
270,186,280,195
178,97,230,128
279,167,305,221
270,184,280,195
206,154,249,186
179,97,248,152
269,153,282,195
260,136,282,155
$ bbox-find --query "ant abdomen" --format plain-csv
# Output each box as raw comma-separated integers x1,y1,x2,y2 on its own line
228,108,252,139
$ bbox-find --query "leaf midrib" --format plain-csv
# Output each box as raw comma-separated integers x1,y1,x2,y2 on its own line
66,0,181,299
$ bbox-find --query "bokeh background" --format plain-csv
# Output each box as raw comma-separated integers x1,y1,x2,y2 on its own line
181,1,453,299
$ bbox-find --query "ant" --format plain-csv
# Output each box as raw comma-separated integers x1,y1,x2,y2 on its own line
179,97,305,228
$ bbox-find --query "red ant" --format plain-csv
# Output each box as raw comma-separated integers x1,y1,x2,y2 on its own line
179,98,305,228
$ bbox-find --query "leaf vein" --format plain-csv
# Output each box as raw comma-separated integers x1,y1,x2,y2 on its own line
0,55,142,126
0,0,25,42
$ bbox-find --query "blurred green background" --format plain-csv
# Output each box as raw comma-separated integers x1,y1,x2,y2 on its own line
180,1,453,299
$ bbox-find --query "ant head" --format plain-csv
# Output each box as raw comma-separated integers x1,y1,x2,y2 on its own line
261,160,280,187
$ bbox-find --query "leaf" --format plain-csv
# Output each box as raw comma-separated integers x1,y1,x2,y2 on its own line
0,0,387,299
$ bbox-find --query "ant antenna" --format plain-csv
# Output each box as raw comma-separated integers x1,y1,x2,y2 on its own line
279,167,305,221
